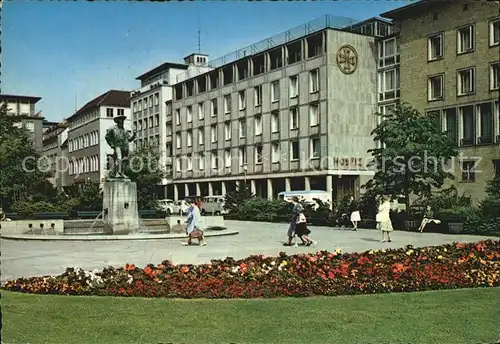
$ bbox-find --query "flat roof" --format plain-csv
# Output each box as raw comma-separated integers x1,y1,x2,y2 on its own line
135,62,189,81
381,0,449,20
0,94,41,103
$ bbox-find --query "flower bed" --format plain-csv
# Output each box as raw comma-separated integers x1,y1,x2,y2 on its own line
3,240,500,298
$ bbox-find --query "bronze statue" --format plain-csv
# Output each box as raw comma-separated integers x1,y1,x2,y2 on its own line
105,115,136,178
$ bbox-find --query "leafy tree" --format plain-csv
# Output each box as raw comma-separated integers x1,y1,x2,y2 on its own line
126,145,166,210
363,102,458,211
0,103,57,211
480,179,500,219
224,181,254,213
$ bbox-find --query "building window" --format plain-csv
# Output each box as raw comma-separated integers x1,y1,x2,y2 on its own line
255,145,263,164
444,108,458,145
211,151,218,169
489,19,499,46
309,69,319,93
198,153,205,170
490,62,500,91
239,146,247,166
457,25,474,54
478,103,493,144
271,111,279,133
289,75,298,98
428,33,443,61
211,99,218,117
271,81,280,102
187,155,193,171
254,115,262,136
310,137,320,159
457,67,475,96
106,108,114,117
460,105,474,146
290,107,299,130
198,103,204,120
271,142,280,163
176,133,181,149
428,74,444,101
378,68,400,101
254,86,262,106
224,121,231,140
133,121,137,132
378,37,399,68
239,119,246,138
149,95,153,108
154,93,159,106
461,160,476,182
290,140,300,161
133,102,137,113
166,123,172,136
198,127,205,146
154,114,159,127
210,124,217,143
187,130,193,147
224,149,231,167
187,106,193,123
224,95,231,114
309,103,319,126
149,116,153,128
175,109,181,125
238,91,246,110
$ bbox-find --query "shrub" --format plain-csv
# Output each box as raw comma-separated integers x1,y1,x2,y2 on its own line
11,201,61,218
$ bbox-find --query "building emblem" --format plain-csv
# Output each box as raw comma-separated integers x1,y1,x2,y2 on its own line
336,45,358,74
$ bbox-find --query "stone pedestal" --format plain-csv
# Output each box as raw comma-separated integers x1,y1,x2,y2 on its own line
102,179,140,235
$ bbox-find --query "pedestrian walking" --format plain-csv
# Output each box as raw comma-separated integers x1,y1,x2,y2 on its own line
377,195,393,242
349,196,361,231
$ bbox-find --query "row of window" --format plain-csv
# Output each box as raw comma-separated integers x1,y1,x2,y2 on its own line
170,104,320,149
132,92,160,113
134,135,160,149
427,62,499,101
172,69,319,124
68,155,99,175
133,114,160,131
174,34,324,100
428,100,500,147
427,19,499,61
173,138,322,172
68,109,99,130
106,108,125,118
68,131,99,152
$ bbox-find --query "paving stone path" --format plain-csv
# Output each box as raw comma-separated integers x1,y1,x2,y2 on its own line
1,220,498,282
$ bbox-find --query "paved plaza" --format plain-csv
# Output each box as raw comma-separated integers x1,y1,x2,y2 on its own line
1,220,499,282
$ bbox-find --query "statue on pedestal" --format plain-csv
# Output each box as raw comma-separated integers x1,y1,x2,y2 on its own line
105,115,136,179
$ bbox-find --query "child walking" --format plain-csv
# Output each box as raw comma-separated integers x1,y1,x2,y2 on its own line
294,210,317,247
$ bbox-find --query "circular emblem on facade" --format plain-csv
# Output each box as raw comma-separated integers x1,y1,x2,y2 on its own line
336,45,358,74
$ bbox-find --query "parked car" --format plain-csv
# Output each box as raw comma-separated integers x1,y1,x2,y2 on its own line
157,199,176,214
174,200,190,215
200,196,228,215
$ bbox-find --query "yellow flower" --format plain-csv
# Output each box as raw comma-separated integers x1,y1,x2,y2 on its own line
406,250,414,256
437,255,443,260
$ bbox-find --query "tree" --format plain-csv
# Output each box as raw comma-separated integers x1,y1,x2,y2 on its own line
363,102,458,211
126,145,167,210
224,181,254,213
0,103,57,211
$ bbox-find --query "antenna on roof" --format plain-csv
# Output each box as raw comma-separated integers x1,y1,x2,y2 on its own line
197,16,201,53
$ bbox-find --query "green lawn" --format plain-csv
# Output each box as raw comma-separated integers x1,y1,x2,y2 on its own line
2,288,500,344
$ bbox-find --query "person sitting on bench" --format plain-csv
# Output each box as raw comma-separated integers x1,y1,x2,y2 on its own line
417,206,441,233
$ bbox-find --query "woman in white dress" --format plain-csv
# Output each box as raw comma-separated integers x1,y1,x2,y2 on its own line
377,195,393,242
349,196,361,231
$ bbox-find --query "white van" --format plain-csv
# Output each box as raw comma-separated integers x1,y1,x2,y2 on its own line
277,190,332,210
200,196,228,215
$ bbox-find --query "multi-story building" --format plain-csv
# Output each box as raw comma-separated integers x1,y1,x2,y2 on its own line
131,55,212,195
0,94,45,151
168,15,382,202
66,90,131,185
381,0,500,201
42,122,69,188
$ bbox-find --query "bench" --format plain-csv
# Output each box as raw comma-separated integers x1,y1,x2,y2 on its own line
76,211,101,219
139,210,157,218
34,212,69,220
4,213,20,220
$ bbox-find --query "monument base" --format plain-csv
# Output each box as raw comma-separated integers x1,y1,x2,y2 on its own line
102,179,140,235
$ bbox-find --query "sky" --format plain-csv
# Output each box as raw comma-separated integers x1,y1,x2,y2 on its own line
3,0,410,122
